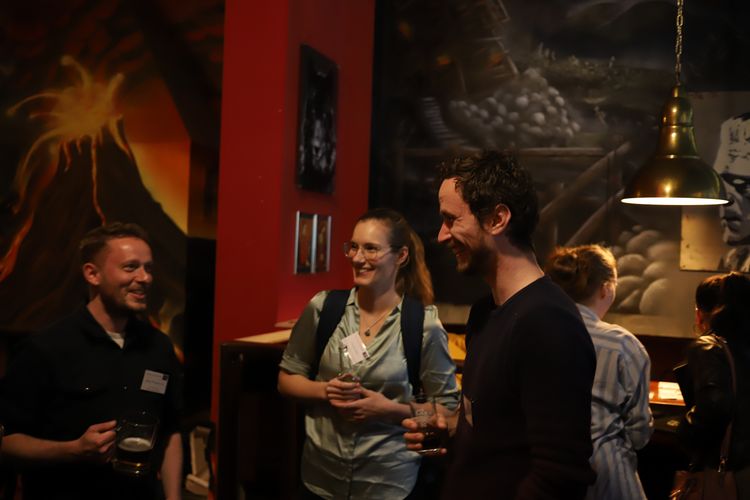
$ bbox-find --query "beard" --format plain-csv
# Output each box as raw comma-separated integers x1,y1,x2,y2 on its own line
100,288,149,318
456,244,495,277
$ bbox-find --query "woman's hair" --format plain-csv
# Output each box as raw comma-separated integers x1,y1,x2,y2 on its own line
695,274,725,314
696,272,750,345
357,208,434,305
544,244,617,304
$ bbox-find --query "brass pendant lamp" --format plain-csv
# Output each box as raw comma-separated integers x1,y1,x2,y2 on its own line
621,0,727,206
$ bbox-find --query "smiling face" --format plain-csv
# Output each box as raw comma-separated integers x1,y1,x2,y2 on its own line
347,219,406,294
437,178,495,276
84,236,153,315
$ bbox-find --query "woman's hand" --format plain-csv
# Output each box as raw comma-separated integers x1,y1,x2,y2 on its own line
330,388,409,423
325,377,361,402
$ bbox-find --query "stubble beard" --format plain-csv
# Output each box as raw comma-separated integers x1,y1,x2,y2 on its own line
102,288,149,319
457,245,494,277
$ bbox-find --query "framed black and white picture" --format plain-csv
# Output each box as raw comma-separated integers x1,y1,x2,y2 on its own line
680,92,750,272
296,44,338,194
294,211,316,274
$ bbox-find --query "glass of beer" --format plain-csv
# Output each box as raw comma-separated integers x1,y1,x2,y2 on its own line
112,412,158,476
409,394,447,457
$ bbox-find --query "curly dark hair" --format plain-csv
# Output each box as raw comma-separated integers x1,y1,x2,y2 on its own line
438,150,538,250
79,222,150,265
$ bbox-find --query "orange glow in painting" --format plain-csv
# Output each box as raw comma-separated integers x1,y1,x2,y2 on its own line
1,55,128,281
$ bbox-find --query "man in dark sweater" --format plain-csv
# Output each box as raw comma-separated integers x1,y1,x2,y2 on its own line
404,151,596,499
1,223,183,500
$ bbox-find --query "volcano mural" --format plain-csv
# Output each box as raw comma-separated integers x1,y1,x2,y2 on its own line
0,55,186,332
0,0,224,346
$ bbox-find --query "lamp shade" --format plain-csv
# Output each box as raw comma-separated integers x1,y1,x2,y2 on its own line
621,85,727,206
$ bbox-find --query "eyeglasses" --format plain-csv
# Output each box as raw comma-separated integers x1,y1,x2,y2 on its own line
343,241,396,261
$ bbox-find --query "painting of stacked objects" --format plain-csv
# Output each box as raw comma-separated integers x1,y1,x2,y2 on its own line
371,0,750,337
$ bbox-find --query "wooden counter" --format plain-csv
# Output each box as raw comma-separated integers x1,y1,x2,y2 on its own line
217,339,303,500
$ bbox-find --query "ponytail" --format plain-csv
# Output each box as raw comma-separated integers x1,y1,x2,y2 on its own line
356,208,435,305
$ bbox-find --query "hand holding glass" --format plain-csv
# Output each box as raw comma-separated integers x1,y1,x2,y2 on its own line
111,412,158,476
409,395,448,456
337,345,361,384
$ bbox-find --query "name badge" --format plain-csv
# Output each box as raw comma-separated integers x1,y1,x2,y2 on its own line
341,333,369,365
141,370,169,394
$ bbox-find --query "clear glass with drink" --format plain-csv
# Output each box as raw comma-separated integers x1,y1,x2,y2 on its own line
112,412,158,476
409,393,447,457
337,345,361,384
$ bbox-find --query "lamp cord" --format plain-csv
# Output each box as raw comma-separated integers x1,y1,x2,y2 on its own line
674,0,684,85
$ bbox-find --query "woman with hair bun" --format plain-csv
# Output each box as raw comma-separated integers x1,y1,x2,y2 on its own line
679,271,750,498
545,244,653,500
278,208,459,499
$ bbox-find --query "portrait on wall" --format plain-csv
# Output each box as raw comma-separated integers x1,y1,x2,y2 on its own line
296,44,338,194
314,215,331,273
295,211,316,274
681,92,750,272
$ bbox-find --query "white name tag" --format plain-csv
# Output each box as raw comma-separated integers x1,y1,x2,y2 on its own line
141,369,169,394
341,333,369,365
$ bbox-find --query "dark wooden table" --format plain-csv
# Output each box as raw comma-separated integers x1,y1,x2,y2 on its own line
217,340,304,500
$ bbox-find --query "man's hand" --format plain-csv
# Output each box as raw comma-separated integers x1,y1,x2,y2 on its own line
75,420,117,463
403,412,449,455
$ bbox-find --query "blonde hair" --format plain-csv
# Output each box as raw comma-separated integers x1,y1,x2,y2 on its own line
544,244,616,303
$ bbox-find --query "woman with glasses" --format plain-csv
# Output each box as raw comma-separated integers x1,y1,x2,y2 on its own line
545,245,653,500
278,208,459,500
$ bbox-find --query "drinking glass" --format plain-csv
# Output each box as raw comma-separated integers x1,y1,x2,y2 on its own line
409,394,447,456
337,345,361,383
112,411,159,476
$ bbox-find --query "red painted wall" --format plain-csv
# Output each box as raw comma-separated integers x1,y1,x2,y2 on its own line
277,0,376,322
212,0,375,416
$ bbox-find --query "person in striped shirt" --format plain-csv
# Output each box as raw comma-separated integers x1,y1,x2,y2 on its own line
546,244,654,500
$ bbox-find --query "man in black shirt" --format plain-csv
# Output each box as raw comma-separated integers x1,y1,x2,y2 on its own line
405,151,596,499
1,223,183,500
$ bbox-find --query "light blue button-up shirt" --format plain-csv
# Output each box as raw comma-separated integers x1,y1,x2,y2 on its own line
280,289,459,500
578,304,654,500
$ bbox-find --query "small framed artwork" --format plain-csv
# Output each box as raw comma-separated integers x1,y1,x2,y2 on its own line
296,44,338,194
294,211,316,274
314,215,332,272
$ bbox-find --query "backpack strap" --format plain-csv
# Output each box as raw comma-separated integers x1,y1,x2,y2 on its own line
312,290,425,397
400,295,425,396
311,290,349,380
